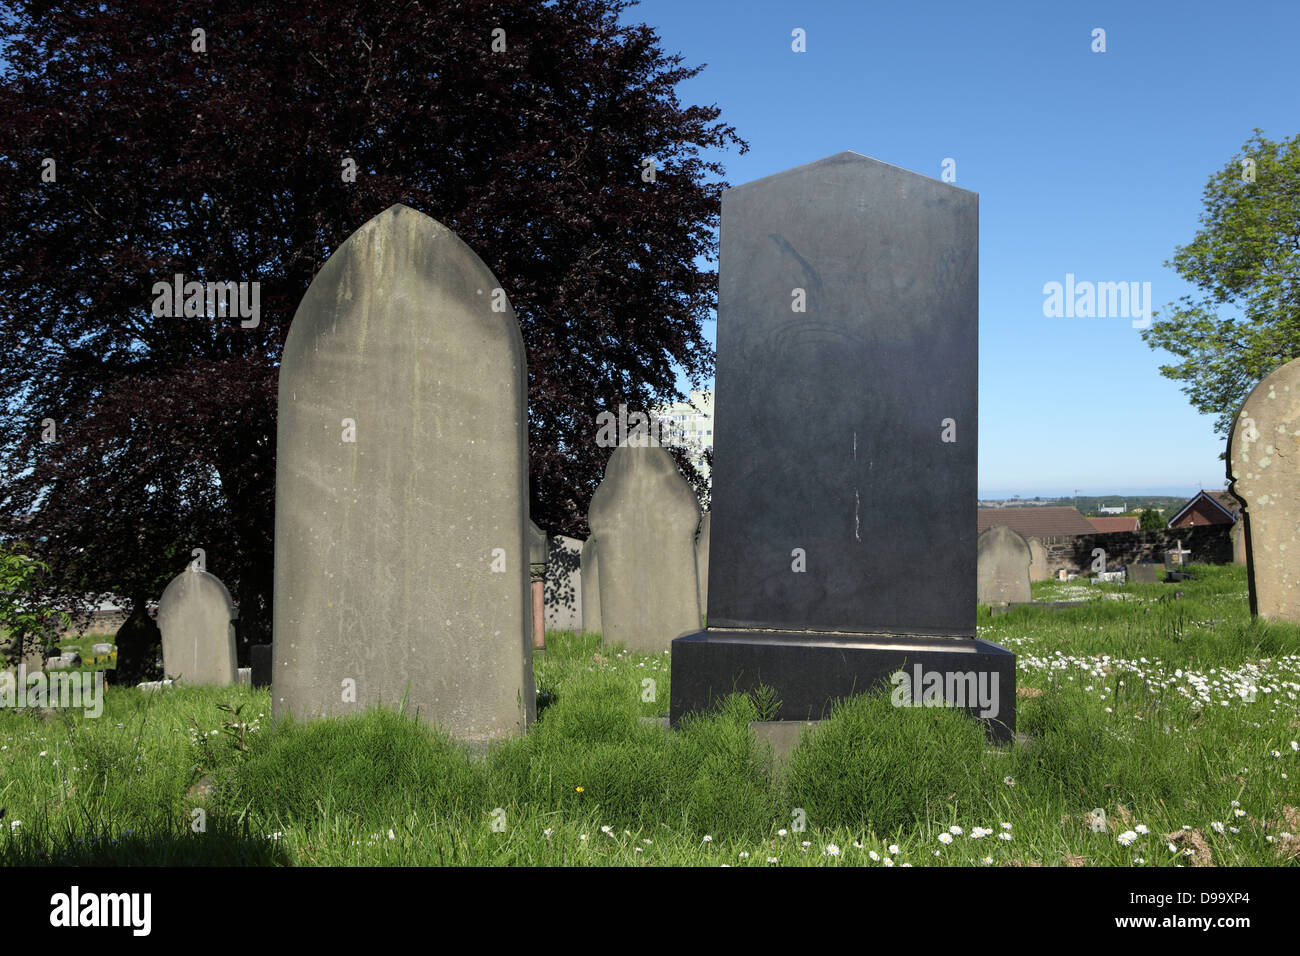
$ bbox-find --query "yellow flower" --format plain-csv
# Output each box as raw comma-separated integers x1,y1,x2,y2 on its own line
575,786,584,793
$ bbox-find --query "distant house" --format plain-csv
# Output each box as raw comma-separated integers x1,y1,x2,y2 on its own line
1168,490,1239,529
976,506,1096,538
1088,516,1140,533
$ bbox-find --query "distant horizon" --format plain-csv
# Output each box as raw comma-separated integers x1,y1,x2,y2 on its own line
977,486,1230,501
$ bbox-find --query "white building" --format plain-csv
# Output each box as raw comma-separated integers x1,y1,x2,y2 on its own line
651,389,714,482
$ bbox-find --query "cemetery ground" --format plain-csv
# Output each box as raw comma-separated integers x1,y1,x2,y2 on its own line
1,564,1298,867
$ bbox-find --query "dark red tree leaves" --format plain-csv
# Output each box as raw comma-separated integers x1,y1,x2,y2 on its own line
0,0,743,642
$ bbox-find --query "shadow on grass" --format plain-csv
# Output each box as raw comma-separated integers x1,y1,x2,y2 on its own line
1,827,293,866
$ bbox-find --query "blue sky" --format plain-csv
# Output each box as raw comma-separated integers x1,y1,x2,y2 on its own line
630,0,1298,499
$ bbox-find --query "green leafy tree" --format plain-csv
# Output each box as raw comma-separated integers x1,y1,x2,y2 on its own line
0,544,68,667
1138,508,1165,531
1142,129,1300,441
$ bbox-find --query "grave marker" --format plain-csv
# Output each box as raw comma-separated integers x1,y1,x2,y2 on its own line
669,152,1014,740
587,444,700,653
273,205,535,741
1027,536,1050,581
977,526,1032,605
1128,562,1160,584
696,511,711,627
158,568,238,686
543,535,584,632
528,520,548,649
1228,357,1300,621
580,537,602,636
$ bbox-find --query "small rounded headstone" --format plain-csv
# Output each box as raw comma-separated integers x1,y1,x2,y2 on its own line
977,525,1032,606
158,569,238,686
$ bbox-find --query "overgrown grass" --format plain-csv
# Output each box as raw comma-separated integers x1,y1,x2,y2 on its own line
2,565,1298,866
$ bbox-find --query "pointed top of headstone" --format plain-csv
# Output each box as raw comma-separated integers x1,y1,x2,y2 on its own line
274,204,534,740
728,151,977,198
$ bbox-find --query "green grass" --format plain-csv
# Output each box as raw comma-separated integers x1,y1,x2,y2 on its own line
2,631,118,671
2,564,1298,866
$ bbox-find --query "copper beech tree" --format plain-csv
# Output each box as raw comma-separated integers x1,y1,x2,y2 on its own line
0,0,741,660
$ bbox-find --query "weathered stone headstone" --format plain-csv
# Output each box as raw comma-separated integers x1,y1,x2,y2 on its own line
158,569,238,686
670,152,1014,741
588,444,700,653
543,535,583,632
580,537,601,635
273,204,535,741
695,512,711,627
91,643,114,655
1128,562,1160,584
250,643,272,688
977,526,1032,606
1027,536,1050,581
1229,357,1300,621
1230,520,1248,566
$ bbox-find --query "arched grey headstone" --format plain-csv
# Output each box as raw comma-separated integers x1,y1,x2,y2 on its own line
544,535,583,631
158,569,237,685
696,511,711,626
581,537,601,635
588,445,700,652
273,204,535,740
977,526,1032,605
1228,358,1300,621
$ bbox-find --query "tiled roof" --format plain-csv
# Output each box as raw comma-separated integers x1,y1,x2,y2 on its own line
1088,517,1140,532
1210,491,1242,517
977,507,1097,538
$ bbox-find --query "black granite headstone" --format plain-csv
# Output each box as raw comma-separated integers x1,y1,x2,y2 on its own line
250,643,272,688
670,152,1015,741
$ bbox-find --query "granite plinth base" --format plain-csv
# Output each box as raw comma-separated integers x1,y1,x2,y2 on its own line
670,629,1016,743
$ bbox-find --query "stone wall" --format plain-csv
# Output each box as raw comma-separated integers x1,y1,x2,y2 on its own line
1033,524,1233,576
